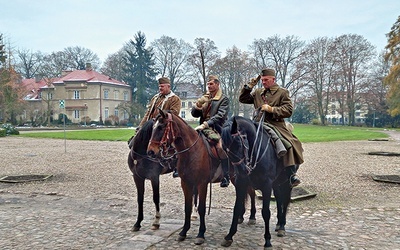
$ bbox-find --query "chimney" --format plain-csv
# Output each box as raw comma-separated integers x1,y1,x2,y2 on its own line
86,63,92,71
61,70,72,77
34,75,41,83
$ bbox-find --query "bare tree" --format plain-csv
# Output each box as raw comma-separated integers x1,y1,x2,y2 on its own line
189,38,220,92
331,34,376,125
101,49,127,82
249,35,306,92
151,35,193,89
300,37,337,125
64,46,100,70
15,49,44,79
213,46,253,116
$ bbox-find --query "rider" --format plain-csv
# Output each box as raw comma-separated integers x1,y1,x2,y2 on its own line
129,77,181,177
191,75,230,187
239,68,304,187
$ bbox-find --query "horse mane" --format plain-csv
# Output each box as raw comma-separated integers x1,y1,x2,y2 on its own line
131,119,154,155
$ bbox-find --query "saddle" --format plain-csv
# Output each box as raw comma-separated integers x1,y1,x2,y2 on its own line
200,133,228,160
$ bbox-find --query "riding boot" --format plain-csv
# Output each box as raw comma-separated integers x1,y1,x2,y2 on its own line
220,159,230,187
287,165,300,187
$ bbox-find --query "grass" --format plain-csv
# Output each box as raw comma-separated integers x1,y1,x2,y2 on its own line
15,124,389,143
292,124,389,143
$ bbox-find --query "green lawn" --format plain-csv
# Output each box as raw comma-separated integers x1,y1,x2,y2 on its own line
15,124,388,143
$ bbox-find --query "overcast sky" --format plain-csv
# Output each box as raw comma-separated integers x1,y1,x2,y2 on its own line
2,0,399,63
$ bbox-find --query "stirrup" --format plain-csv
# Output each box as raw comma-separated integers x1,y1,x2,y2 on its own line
220,177,229,187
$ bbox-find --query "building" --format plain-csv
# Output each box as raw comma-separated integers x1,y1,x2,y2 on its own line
21,63,131,125
174,83,203,122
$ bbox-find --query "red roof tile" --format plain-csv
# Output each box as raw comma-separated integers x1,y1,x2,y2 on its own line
53,69,128,86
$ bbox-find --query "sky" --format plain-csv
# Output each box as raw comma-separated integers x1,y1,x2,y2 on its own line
1,0,399,63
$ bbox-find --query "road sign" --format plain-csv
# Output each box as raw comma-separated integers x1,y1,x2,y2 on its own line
59,99,65,108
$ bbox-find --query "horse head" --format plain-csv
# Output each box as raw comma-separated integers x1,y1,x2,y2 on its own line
222,117,252,175
147,108,177,159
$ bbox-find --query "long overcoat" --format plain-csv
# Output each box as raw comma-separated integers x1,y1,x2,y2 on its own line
239,83,304,166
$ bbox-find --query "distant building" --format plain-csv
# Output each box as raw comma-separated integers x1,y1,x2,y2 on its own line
20,63,131,125
175,83,203,122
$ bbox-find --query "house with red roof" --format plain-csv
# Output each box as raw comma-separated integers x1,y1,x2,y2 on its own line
21,63,131,125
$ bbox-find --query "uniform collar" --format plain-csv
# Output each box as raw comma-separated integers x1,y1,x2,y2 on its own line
209,88,222,101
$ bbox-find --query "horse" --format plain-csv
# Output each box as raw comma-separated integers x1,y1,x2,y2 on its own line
147,109,257,245
220,116,293,249
127,119,175,232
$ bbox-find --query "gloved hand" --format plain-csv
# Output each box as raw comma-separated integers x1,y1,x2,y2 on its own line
196,94,210,108
261,104,274,113
194,122,209,131
247,75,261,88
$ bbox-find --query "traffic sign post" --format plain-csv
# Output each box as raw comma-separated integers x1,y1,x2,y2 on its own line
59,99,65,109
59,99,66,153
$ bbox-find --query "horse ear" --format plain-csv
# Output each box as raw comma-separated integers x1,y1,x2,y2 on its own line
231,117,238,134
158,107,166,118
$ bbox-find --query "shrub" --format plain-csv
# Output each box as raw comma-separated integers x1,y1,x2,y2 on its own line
0,128,6,137
1,123,20,135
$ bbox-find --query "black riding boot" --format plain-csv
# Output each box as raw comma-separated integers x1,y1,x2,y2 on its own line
287,165,300,187
220,159,230,187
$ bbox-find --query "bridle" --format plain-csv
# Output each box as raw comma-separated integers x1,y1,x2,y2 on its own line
223,116,271,175
150,112,200,160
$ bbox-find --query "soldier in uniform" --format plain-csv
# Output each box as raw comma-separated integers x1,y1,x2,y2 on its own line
239,68,303,187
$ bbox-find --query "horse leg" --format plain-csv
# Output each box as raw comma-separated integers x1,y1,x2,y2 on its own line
150,178,161,230
192,187,198,221
221,179,248,247
247,187,257,225
194,183,208,245
261,185,273,248
177,181,194,242
132,175,145,232
274,180,292,237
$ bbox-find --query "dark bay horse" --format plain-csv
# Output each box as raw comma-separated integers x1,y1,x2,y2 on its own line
147,110,256,245
220,116,293,249
127,119,174,231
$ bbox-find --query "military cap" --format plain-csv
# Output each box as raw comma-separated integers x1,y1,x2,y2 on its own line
158,77,170,85
261,68,276,77
208,75,219,82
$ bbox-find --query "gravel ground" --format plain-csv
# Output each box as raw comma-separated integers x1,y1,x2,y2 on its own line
1,133,399,209
0,132,399,249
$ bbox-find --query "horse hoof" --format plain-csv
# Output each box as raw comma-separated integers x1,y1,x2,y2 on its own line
151,224,160,230
194,237,205,245
131,226,140,232
191,215,198,221
264,240,272,249
277,229,286,237
176,235,186,241
238,218,244,224
247,219,256,225
221,239,233,247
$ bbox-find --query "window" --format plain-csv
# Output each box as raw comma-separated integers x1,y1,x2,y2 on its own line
123,92,128,101
182,101,186,108
188,101,193,108
104,90,109,99
114,90,119,100
124,110,128,119
105,107,109,118
74,110,80,119
47,92,53,100
181,92,187,98
181,111,186,118
74,90,80,99
114,109,119,117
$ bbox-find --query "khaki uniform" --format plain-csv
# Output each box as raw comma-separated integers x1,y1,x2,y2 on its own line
139,91,181,127
239,83,304,167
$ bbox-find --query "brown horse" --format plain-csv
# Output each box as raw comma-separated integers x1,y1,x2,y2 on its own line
128,119,175,232
147,110,256,245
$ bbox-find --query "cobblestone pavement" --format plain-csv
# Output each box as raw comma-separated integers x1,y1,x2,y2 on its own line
0,131,399,250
